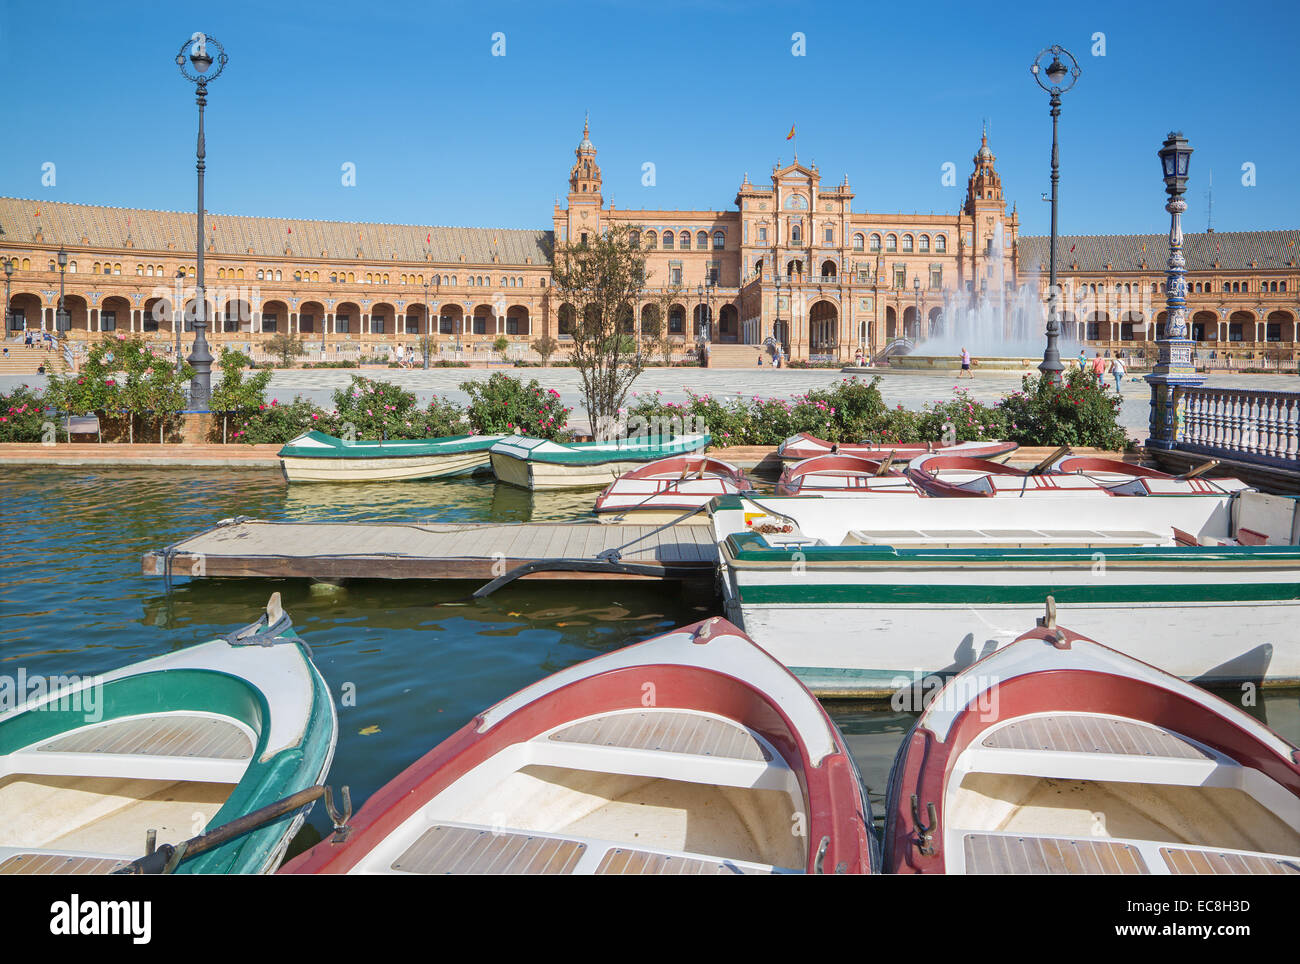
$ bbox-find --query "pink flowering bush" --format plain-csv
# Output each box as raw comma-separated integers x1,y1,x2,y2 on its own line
460,372,571,441
0,385,46,442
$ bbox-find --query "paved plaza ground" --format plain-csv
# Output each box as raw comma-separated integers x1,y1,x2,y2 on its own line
4,367,1296,439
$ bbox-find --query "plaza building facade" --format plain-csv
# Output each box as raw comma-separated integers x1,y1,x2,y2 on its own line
1,121,1295,366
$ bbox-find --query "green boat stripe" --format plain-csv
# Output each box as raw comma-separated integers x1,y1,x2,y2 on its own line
722,532,1300,565
739,582,1300,605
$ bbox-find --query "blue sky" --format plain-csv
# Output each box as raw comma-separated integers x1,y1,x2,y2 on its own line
2,0,1296,237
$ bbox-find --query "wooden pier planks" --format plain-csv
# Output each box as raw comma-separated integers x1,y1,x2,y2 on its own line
142,519,719,584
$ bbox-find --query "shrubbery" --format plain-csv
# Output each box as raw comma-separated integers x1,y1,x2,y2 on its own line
1000,369,1129,450
460,372,571,441
0,384,47,442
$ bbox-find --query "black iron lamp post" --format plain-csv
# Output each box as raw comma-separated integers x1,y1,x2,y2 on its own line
55,247,68,334
1031,44,1080,386
913,276,921,342
1146,132,1203,449
176,33,228,408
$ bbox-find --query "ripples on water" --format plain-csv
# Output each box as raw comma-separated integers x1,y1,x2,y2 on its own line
1,466,1296,855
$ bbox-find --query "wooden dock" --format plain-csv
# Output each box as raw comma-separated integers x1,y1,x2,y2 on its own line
143,518,719,584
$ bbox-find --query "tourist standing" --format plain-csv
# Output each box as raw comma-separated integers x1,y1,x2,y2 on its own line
1090,352,1106,381
958,347,973,379
1110,354,1126,395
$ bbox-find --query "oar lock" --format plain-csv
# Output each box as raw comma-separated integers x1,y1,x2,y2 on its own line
911,794,937,857
326,785,353,843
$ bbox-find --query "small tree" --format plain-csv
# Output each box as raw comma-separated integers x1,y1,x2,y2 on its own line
492,335,510,362
531,334,559,368
547,224,648,434
209,347,273,442
266,333,305,368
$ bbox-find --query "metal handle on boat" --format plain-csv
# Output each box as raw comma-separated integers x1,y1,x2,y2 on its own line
113,784,340,874
325,784,353,843
911,795,937,857
813,835,831,874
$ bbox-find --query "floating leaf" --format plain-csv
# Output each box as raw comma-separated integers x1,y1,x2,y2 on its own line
359,725,381,736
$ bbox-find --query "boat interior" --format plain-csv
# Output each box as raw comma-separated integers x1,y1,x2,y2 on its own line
353,708,811,875
0,712,256,874
720,490,1300,550
943,712,1300,874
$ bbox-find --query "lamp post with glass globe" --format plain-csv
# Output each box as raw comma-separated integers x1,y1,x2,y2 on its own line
4,258,15,334
55,247,69,334
1146,132,1203,450
175,32,228,408
1030,45,1080,386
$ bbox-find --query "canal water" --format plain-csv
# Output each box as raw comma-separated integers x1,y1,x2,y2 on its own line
2,465,1296,860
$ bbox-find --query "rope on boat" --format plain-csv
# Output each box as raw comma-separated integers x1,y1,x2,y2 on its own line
157,515,256,592
471,558,686,598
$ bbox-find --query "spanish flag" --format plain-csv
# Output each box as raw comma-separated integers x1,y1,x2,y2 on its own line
786,124,796,141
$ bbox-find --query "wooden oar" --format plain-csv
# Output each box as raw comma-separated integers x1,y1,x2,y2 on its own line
1027,445,1072,475
1176,458,1219,480
875,451,897,476
113,784,351,874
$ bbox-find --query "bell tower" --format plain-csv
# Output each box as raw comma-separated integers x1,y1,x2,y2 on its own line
957,126,1017,290
560,115,602,244
964,126,1004,212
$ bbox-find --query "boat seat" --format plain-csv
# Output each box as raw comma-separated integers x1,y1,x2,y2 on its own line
962,832,1150,874
958,831,1300,875
957,714,1256,789
0,848,129,875
981,715,1210,759
549,710,771,762
5,715,256,784
534,710,793,792
36,715,254,760
842,528,1168,548
387,822,784,875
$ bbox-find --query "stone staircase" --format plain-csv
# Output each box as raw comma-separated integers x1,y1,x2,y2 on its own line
705,343,768,368
0,344,55,376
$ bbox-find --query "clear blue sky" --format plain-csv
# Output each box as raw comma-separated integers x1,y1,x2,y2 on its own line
2,0,1296,237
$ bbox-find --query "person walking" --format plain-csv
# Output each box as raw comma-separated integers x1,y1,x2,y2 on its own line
1110,354,1126,395
958,347,973,379
1077,347,1087,371
1090,351,1107,382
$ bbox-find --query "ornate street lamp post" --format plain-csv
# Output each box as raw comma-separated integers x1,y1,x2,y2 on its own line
175,32,228,408
913,276,921,342
1031,44,1080,386
174,268,186,371
1146,132,1203,449
55,247,68,334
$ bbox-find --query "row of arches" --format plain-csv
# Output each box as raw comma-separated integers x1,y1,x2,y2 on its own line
553,302,742,341
634,230,726,251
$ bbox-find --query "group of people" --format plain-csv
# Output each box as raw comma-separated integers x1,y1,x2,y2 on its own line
1079,349,1127,394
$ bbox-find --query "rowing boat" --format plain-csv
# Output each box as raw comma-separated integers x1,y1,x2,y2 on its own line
906,454,1110,498
281,617,875,875
278,429,504,483
1048,455,1252,496
777,434,1017,463
490,433,712,490
0,594,337,874
592,455,752,523
775,454,919,497
710,490,1300,697
883,600,1300,874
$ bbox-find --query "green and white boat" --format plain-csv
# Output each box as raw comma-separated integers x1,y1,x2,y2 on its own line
490,432,712,490
278,429,505,483
0,594,337,874
710,490,1300,698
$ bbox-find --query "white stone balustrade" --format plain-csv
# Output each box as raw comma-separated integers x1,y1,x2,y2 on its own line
1178,386,1300,466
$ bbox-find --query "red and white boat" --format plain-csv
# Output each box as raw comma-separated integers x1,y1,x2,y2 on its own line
592,454,752,523
282,618,875,875
777,434,1017,463
906,453,1110,498
776,454,920,497
1048,454,1252,497
883,600,1300,874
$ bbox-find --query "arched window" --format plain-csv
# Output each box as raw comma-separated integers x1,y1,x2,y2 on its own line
902,235,913,253
869,234,881,252
629,230,640,247
113,263,121,274
885,234,897,252
92,263,100,273
468,277,475,286
69,261,78,273
853,233,864,251
645,231,657,249
712,231,725,249
347,272,355,283
275,270,281,281
935,235,946,253
136,264,144,275
663,231,675,250
697,230,708,249
680,232,691,250
919,235,930,253
330,273,338,283
293,271,302,281
257,270,264,281
237,268,244,279
21,259,29,270
791,223,801,244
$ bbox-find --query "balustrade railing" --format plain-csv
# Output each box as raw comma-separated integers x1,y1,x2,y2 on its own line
1177,386,1300,467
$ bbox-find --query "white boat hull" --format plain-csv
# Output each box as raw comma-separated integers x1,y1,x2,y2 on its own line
492,453,664,491
281,449,491,483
